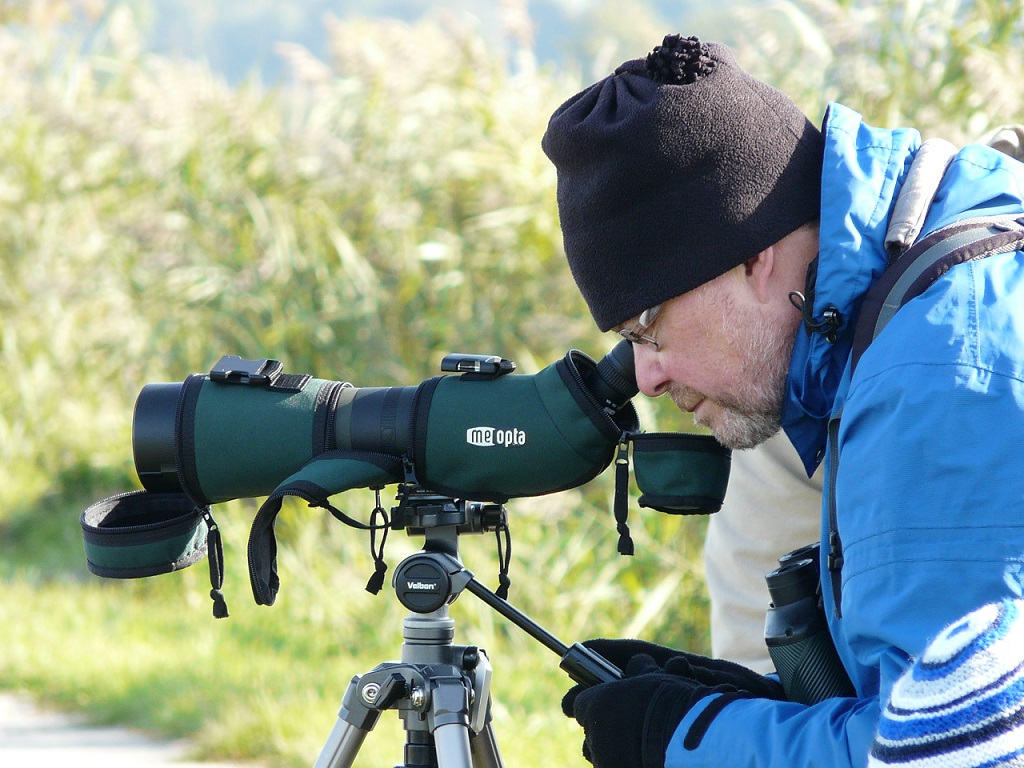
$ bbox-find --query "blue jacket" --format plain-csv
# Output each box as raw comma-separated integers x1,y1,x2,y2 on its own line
666,102,1024,767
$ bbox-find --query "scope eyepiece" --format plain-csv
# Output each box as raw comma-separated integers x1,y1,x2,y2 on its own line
585,339,638,415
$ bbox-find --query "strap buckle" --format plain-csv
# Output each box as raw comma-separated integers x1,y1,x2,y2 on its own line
208,355,310,393
209,355,283,386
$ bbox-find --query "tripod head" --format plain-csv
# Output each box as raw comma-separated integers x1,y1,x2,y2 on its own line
390,487,506,551
381,486,621,685
386,486,508,614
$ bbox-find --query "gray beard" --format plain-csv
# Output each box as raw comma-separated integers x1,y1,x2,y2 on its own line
671,312,794,451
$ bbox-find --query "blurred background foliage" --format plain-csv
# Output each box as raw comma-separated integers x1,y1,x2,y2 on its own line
1,0,1023,765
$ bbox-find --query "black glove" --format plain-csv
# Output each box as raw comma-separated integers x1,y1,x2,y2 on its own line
579,637,684,670
663,652,785,700
581,638,785,700
562,653,748,768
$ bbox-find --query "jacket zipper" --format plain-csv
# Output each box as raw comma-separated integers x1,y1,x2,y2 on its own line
826,412,844,618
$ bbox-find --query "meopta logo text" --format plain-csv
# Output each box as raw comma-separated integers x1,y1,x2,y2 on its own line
466,427,527,447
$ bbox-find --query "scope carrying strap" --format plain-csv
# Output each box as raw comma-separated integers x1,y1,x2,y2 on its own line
822,138,1024,618
246,450,404,606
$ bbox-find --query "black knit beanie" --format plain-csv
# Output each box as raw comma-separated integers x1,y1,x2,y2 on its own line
542,35,825,331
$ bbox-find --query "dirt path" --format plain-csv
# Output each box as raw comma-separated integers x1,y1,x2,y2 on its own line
0,693,261,767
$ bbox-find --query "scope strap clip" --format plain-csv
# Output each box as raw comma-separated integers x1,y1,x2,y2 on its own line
208,355,311,393
440,353,516,380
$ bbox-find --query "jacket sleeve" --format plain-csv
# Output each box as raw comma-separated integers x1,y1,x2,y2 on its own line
665,694,879,767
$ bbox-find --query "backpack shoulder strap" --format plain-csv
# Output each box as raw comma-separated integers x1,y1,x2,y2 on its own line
851,213,1024,375
883,139,957,259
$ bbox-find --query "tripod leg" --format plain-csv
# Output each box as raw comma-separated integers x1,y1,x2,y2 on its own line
469,721,504,768
313,718,371,768
433,724,473,768
313,675,382,768
427,676,474,768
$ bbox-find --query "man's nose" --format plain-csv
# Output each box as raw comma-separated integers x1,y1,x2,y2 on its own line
632,343,671,398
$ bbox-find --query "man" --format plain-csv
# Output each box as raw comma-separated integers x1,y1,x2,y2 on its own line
541,34,1024,768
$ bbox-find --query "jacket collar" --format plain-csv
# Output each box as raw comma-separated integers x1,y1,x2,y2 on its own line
782,102,919,475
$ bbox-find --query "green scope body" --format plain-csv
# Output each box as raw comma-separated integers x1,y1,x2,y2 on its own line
133,342,641,506
133,380,419,501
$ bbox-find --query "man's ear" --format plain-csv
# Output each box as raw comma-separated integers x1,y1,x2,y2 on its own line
743,245,776,304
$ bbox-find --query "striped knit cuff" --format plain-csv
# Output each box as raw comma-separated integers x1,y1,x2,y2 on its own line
869,599,1024,767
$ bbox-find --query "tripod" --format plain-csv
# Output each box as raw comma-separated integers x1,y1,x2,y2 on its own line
313,490,622,768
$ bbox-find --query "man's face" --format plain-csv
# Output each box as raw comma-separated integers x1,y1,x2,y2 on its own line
628,273,799,450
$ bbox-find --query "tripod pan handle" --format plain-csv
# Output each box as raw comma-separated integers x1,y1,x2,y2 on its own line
560,643,625,686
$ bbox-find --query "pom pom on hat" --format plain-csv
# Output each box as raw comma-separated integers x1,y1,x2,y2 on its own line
870,599,1024,767
645,34,717,84
541,35,824,331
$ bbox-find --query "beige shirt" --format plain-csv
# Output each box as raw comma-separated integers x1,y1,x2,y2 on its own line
703,431,824,673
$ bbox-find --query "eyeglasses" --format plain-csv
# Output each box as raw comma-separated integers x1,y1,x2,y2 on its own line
617,304,662,349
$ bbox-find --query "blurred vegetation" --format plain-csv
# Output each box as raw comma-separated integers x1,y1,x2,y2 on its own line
1,0,1023,766
727,0,1024,142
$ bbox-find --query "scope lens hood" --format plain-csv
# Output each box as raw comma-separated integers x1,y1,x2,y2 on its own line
133,382,185,495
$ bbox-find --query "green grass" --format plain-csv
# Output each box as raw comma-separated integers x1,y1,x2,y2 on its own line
0,479,708,767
